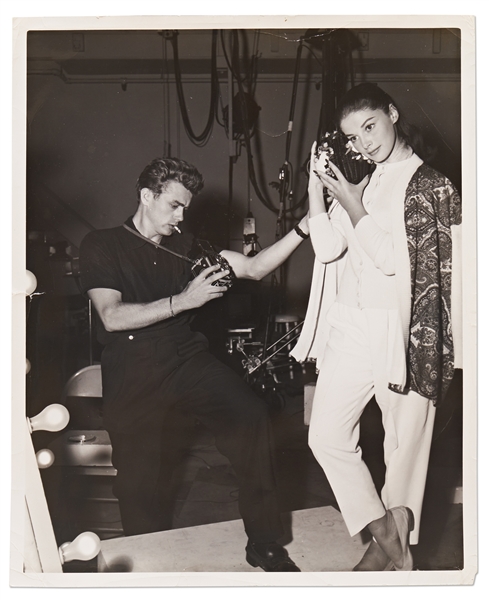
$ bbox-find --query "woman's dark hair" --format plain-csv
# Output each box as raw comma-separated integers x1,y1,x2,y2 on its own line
335,83,434,162
136,157,204,199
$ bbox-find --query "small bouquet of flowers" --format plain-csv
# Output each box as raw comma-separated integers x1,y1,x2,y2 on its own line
316,130,375,185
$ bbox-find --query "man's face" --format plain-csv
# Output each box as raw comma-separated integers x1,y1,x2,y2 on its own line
142,180,192,239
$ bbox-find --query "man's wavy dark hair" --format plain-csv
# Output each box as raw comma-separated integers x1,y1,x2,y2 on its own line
136,157,204,199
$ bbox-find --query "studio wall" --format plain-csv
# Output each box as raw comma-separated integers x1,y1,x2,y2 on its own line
27,27,461,318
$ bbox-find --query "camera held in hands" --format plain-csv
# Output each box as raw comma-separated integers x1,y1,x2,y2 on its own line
190,240,236,288
316,130,375,185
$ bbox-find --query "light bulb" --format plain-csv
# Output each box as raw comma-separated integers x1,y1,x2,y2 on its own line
25,270,38,296
28,404,70,433
36,448,55,469
59,532,101,564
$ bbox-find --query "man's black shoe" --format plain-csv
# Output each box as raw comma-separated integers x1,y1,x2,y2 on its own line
245,542,301,572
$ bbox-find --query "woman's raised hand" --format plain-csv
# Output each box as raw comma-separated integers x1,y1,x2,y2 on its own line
313,160,370,227
308,142,327,192
307,141,330,217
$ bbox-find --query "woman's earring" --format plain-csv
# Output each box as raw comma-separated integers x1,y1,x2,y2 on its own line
389,104,399,124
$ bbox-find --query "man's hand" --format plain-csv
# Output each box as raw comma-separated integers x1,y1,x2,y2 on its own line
87,264,229,332
174,264,229,312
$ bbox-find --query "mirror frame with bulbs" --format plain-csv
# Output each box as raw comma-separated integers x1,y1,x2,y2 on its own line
23,272,102,573
24,403,101,572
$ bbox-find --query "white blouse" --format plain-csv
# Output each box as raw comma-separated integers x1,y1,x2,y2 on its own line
293,153,426,389
309,153,424,311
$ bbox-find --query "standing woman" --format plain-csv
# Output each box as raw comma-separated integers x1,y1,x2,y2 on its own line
291,83,462,571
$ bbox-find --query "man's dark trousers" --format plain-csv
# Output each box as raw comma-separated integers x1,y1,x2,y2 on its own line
103,334,284,543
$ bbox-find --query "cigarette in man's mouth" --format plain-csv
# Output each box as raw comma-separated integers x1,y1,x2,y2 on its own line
174,225,182,234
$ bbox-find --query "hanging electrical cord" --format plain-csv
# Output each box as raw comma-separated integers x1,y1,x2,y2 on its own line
284,30,359,215
282,35,304,205
222,30,357,217
161,34,172,156
250,30,260,97
346,32,355,90
237,30,253,94
215,81,227,128
226,30,278,213
220,30,248,86
301,42,324,71
285,42,303,162
169,30,219,147
230,31,311,217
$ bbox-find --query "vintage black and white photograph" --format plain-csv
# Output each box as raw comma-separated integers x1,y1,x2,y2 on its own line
10,13,477,588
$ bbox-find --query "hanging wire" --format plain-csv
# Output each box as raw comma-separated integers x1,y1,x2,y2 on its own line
226,30,278,213
301,42,324,70
220,30,247,85
250,30,261,97
220,30,356,217
169,30,219,147
161,35,172,156
234,31,309,216
285,30,359,215
215,79,227,128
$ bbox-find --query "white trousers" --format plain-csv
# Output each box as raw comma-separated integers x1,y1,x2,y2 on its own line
308,303,436,544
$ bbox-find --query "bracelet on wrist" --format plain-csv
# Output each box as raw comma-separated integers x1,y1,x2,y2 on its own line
169,295,175,318
294,224,310,240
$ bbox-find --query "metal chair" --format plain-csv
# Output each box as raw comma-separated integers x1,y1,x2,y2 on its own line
62,364,105,432
63,364,103,400
54,364,115,474
48,364,122,538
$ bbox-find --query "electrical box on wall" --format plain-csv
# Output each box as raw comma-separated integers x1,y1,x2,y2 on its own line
243,212,257,257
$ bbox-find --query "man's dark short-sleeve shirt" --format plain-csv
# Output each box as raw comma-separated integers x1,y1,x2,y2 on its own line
79,216,198,345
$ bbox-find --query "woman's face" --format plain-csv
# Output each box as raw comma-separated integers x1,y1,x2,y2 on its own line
340,105,399,164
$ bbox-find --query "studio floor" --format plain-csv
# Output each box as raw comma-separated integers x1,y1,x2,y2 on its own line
61,371,464,574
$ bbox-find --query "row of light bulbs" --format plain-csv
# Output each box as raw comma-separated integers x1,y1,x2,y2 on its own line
25,268,102,566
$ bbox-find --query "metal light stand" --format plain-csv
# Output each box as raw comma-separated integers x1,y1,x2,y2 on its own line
258,39,304,374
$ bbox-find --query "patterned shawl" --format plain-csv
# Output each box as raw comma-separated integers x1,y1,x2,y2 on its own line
403,164,462,405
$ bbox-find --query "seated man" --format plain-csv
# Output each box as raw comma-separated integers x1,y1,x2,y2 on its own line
79,157,310,572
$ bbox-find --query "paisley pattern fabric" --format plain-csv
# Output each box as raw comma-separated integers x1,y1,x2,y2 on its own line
404,164,462,404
